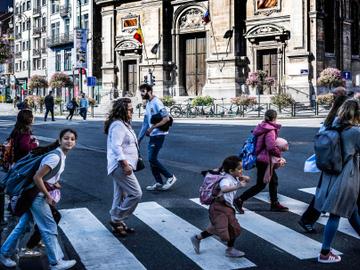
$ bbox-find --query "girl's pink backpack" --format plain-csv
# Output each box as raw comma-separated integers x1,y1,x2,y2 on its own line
199,170,224,205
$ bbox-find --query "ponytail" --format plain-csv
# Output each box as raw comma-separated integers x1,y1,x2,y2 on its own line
31,141,59,156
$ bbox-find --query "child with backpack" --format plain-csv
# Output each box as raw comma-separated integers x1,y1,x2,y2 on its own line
234,109,288,214
0,129,78,270
191,156,250,257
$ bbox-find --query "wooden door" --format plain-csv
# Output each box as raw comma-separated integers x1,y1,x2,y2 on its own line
124,60,137,96
184,34,206,96
257,49,277,94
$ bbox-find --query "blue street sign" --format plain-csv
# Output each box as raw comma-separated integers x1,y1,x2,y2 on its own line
87,76,96,87
342,71,352,80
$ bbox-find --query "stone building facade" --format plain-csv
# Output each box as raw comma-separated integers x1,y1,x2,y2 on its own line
94,0,360,103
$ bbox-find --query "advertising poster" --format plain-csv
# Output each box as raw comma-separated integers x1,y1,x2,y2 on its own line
74,28,88,69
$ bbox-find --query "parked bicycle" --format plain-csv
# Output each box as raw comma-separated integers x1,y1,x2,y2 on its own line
170,99,197,118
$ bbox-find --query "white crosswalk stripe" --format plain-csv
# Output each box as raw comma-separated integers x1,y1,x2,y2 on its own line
191,198,342,260
134,201,256,269
254,192,360,239
57,190,359,269
59,208,146,270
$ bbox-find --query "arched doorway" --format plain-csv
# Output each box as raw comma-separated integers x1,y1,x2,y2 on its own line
173,6,207,96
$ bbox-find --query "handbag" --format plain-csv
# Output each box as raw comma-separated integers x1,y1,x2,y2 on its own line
125,122,145,172
304,154,320,173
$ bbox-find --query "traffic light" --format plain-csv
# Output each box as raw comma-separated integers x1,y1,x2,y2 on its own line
144,74,148,84
147,71,155,86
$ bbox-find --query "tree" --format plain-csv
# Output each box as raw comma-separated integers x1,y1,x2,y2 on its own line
0,37,12,64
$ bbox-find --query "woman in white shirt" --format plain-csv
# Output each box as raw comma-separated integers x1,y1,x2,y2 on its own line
104,98,143,236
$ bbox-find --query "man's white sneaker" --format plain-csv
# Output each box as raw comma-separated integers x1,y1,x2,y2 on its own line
225,247,245,258
0,253,16,267
50,259,76,270
146,183,163,191
162,175,177,190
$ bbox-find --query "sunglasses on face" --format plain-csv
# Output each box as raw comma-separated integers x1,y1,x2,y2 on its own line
128,108,134,113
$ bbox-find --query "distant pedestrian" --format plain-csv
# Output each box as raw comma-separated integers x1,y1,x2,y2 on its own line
138,84,177,191
191,156,249,257
13,96,19,109
66,97,79,120
234,109,288,213
299,94,349,233
79,93,89,120
315,99,360,263
0,129,78,270
104,98,142,236
44,91,55,121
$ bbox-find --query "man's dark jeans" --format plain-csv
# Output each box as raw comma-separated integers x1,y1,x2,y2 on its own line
148,135,172,185
44,107,54,121
79,108,87,120
239,161,278,203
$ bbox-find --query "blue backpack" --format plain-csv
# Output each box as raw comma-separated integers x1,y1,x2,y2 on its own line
0,150,61,216
239,133,257,170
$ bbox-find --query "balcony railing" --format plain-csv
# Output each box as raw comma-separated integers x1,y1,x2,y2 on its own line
60,5,71,17
15,52,22,58
33,6,41,16
41,26,47,33
33,27,41,35
33,49,41,57
47,33,74,47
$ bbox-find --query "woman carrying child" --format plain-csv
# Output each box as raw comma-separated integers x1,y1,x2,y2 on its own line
191,156,249,257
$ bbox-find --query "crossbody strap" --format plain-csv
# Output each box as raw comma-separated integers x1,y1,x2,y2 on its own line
123,121,141,157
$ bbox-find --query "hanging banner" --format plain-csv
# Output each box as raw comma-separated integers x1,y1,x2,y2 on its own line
74,28,88,69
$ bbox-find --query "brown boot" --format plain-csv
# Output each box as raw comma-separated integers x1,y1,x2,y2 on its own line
270,201,289,212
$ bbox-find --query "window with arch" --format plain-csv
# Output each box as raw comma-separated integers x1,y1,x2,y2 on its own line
324,0,335,54
351,0,360,55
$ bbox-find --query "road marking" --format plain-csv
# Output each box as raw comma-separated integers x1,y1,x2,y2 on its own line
134,202,256,270
191,198,342,259
299,187,316,195
59,208,146,270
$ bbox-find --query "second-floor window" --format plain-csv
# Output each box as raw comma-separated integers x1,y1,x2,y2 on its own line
51,22,60,39
55,51,61,71
64,49,72,71
51,0,59,14
64,18,70,34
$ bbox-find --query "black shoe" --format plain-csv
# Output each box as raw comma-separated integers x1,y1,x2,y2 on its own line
234,198,245,214
270,202,289,212
298,220,317,233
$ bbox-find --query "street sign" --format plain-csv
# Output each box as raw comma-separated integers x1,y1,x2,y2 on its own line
87,76,96,87
300,69,308,75
342,71,352,80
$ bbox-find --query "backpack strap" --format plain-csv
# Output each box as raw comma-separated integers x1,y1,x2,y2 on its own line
43,150,62,181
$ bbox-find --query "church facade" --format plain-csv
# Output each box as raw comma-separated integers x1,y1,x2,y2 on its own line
94,0,360,102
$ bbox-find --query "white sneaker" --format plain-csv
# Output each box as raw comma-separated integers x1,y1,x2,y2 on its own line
225,247,245,258
0,253,16,267
20,248,42,257
162,175,177,190
146,183,163,191
50,259,76,270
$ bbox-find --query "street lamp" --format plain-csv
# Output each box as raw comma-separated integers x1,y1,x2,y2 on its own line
8,6,30,101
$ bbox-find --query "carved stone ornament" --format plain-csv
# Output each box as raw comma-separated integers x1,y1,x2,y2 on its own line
179,8,205,31
115,40,141,51
245,24,289,40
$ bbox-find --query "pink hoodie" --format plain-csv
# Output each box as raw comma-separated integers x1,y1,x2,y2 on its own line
253,121,282,164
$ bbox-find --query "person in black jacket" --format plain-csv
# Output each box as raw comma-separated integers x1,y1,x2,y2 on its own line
66,97,79,120
44,91,55,122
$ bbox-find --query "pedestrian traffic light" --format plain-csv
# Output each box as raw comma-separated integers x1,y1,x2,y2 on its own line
151,74,156,85
144,74,148,84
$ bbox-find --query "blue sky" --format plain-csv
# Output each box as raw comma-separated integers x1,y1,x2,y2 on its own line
0,0,12,12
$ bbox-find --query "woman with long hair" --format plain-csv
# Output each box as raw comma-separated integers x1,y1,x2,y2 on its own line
105,98,142,236
10,109,39,164
0,129,78,270
315,99,360,263
299,94,349,233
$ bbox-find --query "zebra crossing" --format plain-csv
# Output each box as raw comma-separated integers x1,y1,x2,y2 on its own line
58,188,359,270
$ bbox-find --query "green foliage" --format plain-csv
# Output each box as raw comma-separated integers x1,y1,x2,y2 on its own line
55,97,63,105
192,96,214,106
316,93,334,106
0,38,12,64
270,93,295,108
161,96,175,107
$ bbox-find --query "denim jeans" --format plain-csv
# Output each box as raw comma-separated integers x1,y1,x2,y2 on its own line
79,108,87,120
1,195,63,265
148,135,172,184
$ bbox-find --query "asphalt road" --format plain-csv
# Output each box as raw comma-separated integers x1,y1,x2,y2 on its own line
0,116,358,270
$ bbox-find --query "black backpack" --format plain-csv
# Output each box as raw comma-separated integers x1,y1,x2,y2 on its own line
314,126,349,175
150,113,173,132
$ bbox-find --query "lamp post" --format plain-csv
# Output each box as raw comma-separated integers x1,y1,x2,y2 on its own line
8,7,30,101
77,0,83,95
